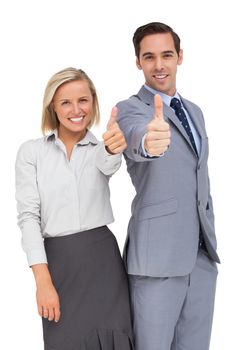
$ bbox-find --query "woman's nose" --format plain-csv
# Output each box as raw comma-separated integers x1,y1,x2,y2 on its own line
72,103,81,115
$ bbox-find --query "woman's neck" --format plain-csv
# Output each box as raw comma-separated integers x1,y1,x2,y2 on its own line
58,125,87,148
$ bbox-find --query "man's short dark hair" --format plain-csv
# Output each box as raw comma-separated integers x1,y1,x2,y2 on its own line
133,22,181,58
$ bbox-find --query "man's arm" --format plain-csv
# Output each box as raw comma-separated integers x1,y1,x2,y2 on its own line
117,94,170,162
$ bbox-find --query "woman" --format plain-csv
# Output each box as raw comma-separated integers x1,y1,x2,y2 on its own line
15,67,133,350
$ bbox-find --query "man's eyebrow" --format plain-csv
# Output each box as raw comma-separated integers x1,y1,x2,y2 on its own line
162,50,175,54
142,50,175,58
142,52,154,57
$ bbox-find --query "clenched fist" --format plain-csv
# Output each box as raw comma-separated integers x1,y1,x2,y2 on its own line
145,94,171,156
103,106,127,154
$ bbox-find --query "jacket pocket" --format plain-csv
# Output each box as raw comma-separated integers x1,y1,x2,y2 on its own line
138,198,178,221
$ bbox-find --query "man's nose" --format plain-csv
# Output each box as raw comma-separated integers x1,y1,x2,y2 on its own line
154,57,163,70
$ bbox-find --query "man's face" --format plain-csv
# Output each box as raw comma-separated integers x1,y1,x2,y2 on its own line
136,33,183,96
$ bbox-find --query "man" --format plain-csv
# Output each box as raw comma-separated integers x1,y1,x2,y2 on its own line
116,22,219,350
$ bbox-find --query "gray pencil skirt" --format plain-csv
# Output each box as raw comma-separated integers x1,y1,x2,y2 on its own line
43,226,134,350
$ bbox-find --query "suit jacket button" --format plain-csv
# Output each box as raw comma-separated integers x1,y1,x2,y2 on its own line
198,200,201,206
133,148,137,154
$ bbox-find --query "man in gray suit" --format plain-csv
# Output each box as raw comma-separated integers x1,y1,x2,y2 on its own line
116,22,220,350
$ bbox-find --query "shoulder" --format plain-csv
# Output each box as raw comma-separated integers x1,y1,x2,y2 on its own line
116,86,152,115
180,95,205,122
117,95,141,110
85,130,101,146
116,96,149,123
181,95,203,113
16,137,46,163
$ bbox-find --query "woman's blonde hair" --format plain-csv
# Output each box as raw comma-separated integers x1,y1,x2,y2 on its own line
41,67,100,134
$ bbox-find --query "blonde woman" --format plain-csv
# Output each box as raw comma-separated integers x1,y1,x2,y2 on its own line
15,68,133,350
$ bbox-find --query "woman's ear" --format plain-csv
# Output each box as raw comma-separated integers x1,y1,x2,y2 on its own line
51,101,55,112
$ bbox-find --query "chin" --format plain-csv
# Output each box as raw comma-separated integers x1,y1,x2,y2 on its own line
71,126,86,133
62,124,84,133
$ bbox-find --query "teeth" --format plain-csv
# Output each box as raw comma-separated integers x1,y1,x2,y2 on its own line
154,74,167,79
70,117,83,122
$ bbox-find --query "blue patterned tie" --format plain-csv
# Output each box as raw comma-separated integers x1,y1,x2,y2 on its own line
170,97,198,155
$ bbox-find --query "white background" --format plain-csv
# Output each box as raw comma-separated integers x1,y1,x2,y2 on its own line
0,0,232,349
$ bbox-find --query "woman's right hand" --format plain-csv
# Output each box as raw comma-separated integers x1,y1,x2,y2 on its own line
32,264,61,322
103,106,127,154
36,280,61,322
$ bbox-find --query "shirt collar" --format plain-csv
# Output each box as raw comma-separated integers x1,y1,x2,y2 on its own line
45,129,58,141
79,130,98,145
143,84,181,107
45,129,98,145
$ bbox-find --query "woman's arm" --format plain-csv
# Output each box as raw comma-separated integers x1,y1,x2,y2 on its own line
32,264,60,322
103,106,127,155
15,140,60,322
15,140,47,266
96,107,127,176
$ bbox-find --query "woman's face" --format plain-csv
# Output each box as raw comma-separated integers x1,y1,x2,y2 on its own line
53,79,93,138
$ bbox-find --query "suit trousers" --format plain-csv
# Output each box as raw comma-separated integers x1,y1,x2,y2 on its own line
129,249,218,350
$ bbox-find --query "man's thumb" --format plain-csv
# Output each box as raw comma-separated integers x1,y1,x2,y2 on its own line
154,94,164,120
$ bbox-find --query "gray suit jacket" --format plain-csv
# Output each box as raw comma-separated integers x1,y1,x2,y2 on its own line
117,86,220,278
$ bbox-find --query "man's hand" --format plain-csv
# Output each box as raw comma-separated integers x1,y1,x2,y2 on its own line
103,106,127,154
144,94,170,156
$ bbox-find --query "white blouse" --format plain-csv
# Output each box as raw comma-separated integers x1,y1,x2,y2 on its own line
15,129,122,266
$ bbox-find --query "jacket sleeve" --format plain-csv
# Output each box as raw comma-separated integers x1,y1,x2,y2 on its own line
116,98,158,162
207,172,215,225
15,140,47,266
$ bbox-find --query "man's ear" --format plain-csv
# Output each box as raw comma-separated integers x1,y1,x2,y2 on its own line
136,57,142,70
178,49,183,65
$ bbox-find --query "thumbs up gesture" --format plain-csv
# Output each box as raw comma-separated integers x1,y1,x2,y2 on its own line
144,94,170,156
103,106,127,154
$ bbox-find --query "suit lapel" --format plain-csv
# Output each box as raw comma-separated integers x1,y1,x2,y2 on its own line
163,103,197,155
181,97,207,163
